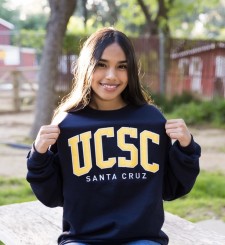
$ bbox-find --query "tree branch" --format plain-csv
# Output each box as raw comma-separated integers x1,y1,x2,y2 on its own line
136,0,158,35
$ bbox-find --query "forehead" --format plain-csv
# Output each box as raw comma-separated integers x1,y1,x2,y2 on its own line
101,43,126,61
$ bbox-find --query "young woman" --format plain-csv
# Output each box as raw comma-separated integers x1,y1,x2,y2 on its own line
26,27,201,245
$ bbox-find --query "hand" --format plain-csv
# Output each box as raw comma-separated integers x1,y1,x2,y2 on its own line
34,125,60,153
165,119,191,147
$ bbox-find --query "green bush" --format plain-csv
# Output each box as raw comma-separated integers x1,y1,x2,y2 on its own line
151,92,225,128
151,93,172,112
213,99,225,126
167,98,225,128
63,33,87,54
151,92,200,113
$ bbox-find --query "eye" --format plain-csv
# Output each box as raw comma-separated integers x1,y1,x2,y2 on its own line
96,62,106,68
118,64,127,70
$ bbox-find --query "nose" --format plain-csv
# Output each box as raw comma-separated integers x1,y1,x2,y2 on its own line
106,67,116,80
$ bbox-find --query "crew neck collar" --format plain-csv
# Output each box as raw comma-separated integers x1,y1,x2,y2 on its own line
86,104,131,113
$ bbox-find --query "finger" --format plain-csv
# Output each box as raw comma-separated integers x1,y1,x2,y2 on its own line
40,125,60,134
41,138,57,146
166,118,184,123
168,131,183,139
41,132,59,140
165,120,185,130
41,125,60,130
166,126,185,138
166,126,183,133
166,119,184,125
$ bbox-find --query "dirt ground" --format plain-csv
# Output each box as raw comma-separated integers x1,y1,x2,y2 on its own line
0,111,225,178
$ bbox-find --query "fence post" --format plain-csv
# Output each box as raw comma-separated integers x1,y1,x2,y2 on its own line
159,31,165,95
12,70,21,112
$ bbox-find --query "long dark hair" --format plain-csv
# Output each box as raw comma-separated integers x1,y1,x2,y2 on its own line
53,27,151,118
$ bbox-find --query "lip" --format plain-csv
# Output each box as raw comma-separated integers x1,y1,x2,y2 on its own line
100,83,119,91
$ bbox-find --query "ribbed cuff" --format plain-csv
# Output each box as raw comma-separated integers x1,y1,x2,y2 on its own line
177,135,197,154
27,143,53,162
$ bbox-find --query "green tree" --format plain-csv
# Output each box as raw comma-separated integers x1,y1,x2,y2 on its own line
193,0,225,39
114,0,146,36
168,0,220,38
19,13,49,30
85,0,119,27
0,0,20,25
136,0,172,36
110,0,220,38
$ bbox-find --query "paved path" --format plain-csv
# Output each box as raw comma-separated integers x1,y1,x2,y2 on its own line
0,112,33,178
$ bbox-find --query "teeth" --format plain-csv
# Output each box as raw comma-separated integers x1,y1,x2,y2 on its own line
102,84,117,88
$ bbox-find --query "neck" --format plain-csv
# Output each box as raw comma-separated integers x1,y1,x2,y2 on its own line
89,99,127,111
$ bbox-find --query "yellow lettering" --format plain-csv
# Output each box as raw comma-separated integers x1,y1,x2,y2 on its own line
68,131,92,176
94,127,116,169
68,127,160,176
140,130,160,173
117,127,138,168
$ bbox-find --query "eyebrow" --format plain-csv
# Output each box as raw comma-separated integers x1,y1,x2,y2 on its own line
99,58,127,63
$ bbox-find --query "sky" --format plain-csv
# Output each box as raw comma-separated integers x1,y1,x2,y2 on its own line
6,0,49,18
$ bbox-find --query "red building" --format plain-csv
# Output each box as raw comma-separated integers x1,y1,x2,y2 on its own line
0,18,14,45
169,42,225,98
0,18,37,68
132,37,225,99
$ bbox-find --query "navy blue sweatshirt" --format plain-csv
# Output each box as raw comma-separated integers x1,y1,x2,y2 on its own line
26,104,201,245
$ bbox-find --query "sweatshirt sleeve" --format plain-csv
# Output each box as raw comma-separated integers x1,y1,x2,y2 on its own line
26,145,63,207
163,136,201,201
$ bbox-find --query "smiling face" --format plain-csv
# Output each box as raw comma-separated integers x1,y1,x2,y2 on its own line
90,43,128,110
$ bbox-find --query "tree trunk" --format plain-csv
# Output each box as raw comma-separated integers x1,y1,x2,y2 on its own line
30,0,77,139
137,0,158,35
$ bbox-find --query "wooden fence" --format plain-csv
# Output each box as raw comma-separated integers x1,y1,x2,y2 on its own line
0,66,39,113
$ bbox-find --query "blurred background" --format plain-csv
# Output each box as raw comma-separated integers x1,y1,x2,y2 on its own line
1,0,225,128
0,0,225,241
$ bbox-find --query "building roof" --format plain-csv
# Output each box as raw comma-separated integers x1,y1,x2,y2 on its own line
171,42,225,59
0,18,14,30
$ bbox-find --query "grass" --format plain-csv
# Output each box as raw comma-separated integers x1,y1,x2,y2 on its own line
0,177,36,205
218,146,225,153
164,171,225,222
